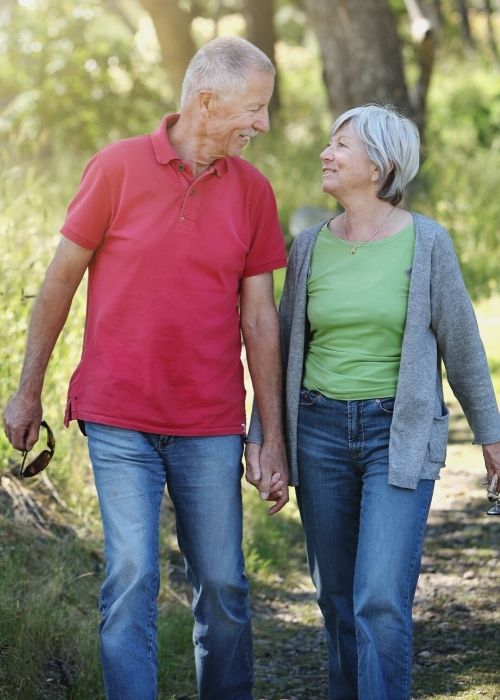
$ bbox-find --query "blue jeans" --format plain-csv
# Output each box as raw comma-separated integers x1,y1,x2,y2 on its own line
296,390,434,700
85,422,253,700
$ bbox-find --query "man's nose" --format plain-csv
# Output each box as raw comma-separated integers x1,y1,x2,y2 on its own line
254,109,270,133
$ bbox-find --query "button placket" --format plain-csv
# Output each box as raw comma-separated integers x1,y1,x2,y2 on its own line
178,170,212,226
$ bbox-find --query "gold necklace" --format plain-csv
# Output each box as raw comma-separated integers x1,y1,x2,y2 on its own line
344,206,395,255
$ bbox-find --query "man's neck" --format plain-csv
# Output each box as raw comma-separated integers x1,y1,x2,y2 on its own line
168,117,218,177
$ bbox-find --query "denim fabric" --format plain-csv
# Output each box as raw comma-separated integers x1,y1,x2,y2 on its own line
85,422,253,700
296,389,434,700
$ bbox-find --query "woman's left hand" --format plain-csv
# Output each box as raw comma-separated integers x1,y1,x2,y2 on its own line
482,441,500,493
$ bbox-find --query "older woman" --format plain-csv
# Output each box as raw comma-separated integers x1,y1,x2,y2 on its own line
247,104,500,699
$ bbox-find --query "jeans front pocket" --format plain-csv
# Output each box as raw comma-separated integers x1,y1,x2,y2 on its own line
375,397,396,415
299,387,324,407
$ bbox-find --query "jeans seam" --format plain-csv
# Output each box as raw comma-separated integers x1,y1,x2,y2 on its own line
401,484,432,698
359,401,365,459
145,483,162,688
348,401,365,462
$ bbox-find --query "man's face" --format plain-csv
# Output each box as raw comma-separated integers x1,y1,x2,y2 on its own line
203,70,274,158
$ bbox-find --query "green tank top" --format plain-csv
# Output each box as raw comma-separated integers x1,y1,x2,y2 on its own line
303,222,415,400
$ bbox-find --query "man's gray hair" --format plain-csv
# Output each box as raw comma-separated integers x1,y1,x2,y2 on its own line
180,36,275,109
331,105,420,205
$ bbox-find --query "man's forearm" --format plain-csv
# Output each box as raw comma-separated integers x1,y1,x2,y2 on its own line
17,279,75,398
242,311,283,440
3,237,92,450
16,238,92,398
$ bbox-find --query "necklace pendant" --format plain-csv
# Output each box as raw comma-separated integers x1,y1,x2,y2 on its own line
351,247,357,255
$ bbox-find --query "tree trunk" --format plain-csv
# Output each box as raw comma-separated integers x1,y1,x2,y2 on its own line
432,0,444,28
138,0,196,102
242,0,280,114
303,0,412,118
483,0,498,59
404,0,436,133
456,0,475,47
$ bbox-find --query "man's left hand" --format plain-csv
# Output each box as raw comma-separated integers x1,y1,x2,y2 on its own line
245,441,289,515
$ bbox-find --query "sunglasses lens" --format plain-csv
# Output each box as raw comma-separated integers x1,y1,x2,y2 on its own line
21,450,52,478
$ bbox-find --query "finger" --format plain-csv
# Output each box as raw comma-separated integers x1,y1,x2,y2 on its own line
9,426,30,452
268,481,283,498
267,489,290,516
259,472,272,501
245,458,261,486
24,423,41,452
270,472,281,486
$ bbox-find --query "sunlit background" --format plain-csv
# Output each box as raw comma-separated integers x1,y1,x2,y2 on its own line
1,2,499,697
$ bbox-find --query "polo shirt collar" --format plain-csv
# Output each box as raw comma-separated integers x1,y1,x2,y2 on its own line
151,113,228,176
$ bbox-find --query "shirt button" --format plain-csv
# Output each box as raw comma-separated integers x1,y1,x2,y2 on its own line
178,164,185,171
190,189,196,196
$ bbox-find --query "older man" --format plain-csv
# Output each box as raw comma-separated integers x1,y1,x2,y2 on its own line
3,37,288,699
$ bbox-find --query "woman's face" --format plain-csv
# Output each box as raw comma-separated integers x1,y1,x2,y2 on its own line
320,121,378,199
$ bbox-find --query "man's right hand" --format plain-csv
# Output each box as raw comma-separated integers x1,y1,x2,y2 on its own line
3,238,93,454
3,392,43,452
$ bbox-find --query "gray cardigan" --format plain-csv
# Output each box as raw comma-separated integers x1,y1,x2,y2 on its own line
247,213,500,489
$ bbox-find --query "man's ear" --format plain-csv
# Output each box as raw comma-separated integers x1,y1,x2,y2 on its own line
198,90,217,117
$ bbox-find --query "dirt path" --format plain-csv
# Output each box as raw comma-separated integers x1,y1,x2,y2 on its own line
250,404,500,700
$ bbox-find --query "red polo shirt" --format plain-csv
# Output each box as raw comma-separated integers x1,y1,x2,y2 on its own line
62,114,287,435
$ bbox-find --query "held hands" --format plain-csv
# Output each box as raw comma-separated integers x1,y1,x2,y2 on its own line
3,392,43,452
245,440,289,515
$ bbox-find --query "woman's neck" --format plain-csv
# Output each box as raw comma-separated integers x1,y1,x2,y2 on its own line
335,199,410,242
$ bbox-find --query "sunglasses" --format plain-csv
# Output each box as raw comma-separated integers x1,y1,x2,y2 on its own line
19,420,55,479
485,474,500,516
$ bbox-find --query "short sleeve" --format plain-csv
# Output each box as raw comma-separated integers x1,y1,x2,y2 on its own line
243,177,287,277
60,153,112,250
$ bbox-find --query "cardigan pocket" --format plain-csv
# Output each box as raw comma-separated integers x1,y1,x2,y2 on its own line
428,406,449,463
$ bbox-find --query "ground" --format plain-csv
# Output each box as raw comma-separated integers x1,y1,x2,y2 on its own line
1,403,498,699
248,401,500,700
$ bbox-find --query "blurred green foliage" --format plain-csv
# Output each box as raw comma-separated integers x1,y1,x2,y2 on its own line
415,59,500,299
0,0,171,154
0,5,500,695
1,3,499,466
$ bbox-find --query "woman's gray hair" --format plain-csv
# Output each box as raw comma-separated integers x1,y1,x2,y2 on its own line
180,36,275,109
331,105,420,205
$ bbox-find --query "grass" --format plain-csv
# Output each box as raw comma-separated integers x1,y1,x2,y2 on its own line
0,516,102,698
1,474,498,699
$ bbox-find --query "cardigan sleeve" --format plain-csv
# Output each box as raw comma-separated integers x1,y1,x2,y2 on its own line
430,228,500,443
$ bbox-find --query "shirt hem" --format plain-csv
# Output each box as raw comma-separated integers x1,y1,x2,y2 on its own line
302,382,398,401
61,226,100,251
65,409,245,437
